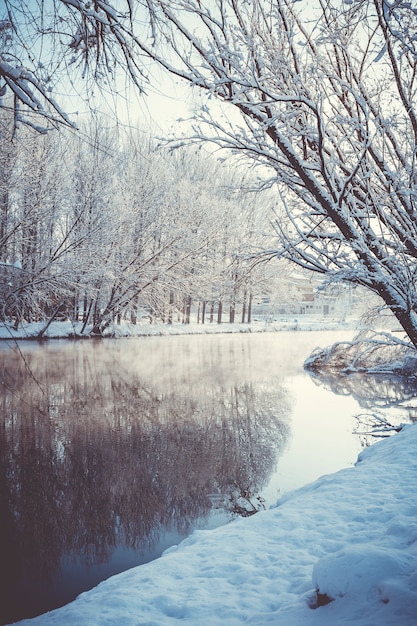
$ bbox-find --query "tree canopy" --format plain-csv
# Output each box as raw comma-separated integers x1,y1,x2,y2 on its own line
3,1,417,346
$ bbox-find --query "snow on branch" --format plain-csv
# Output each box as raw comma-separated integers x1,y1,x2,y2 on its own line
1,0,152,134
353,412,404,440
0,58,76,134
305,329,417,377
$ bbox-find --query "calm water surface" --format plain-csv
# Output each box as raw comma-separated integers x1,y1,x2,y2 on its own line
0,330,415,624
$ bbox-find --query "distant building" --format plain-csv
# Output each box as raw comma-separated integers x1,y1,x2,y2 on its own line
253,273,353,320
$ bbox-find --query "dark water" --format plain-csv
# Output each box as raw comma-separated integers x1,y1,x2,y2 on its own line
0,331,414,625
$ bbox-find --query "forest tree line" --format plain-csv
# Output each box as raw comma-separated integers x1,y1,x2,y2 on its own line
0,112,290,334
3,1,417,346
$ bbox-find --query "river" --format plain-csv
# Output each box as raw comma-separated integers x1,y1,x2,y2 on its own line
0,330,413,625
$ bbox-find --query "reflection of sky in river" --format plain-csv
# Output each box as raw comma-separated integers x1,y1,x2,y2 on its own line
264,372,363,503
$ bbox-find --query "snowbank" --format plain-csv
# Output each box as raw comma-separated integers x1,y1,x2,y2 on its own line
304,330,417,378
15,424,417,626
0,317,357,340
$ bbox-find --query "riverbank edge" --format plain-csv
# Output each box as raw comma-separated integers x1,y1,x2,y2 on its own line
14,423,417,625
0,318,359,341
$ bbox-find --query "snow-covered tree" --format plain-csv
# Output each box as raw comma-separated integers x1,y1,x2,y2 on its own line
0,127,76,326
1,107,272,331
141,0,417,348
6,1,417,348
0,110,16,263
65,120,119,328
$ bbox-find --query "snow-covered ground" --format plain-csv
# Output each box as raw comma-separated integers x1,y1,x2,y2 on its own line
0,317,357,340
14,424,417,626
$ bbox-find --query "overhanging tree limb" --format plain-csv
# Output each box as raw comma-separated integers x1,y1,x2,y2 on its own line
138,0,417,347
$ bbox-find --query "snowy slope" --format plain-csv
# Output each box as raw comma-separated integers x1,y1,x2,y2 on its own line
0,318,356,340
13,424,417,626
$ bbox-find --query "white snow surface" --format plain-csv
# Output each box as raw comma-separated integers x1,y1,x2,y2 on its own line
0,317,357,340
15,424,417,626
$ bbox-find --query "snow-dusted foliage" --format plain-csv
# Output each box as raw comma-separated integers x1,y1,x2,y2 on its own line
5,1,417,347
305,330,417,376
135,0,417,349
0,0,150,133
0,110,277,333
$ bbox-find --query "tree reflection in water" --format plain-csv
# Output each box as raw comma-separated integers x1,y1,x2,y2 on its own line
307,368,417,424
0,336,290,624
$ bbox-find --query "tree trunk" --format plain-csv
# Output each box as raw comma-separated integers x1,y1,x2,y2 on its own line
81,299,94,334
247,293,253,324
37,303,63,339
168,291,174,324
229,302,235,323
185,295,191,324
241,291,247,323
217,301,223,324
396,310,417,349
377,281,417,350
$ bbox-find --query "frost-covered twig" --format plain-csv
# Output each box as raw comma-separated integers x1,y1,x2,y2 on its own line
353,412,404,439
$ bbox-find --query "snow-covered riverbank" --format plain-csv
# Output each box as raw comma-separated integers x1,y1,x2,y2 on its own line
0,317,358,340
14,424,417,625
